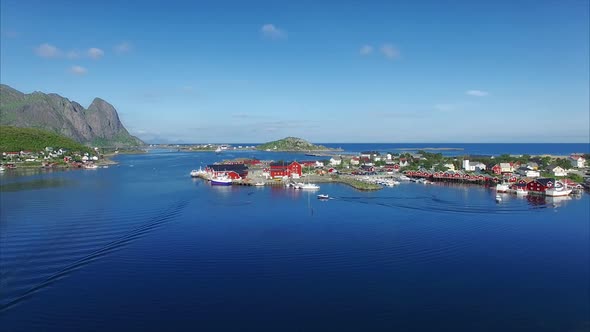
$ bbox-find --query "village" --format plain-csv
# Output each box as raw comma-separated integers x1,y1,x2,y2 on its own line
0,146,108,171
192,150,590,195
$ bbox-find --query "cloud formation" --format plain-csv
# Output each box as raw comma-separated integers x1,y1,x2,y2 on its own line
359,45,373,55
35,43,61,58
466,90,489,97
70,65,88,75
261,24,286,39
115,42,132,54
87,47,104,59
380,44,400,60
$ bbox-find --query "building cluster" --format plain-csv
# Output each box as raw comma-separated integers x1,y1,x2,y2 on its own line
0,147,101,169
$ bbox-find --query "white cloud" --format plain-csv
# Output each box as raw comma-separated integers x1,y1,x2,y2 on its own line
66,50,81,59
466,90,489,97
70,65,88,75
87,48,104,59
380,44,400,60
35,43,61,58
115,41,132,54
359,45,373,55
261,24,286,39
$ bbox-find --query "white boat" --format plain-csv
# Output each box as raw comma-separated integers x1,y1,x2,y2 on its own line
399,175,411,181
545,181,572,197
254,182,265,186
0,166,5,172
190,168,206,177
496,183,510,193
210,175,232,186
515,189,528,196
215,147,222,154
317,194,329,199
300,183,320,190
84,164,98,169
495,194,502,203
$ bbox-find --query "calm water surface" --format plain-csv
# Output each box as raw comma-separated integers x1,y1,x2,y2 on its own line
1,150,589,331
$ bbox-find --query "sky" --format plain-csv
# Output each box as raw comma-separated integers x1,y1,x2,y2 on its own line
1,0,589,143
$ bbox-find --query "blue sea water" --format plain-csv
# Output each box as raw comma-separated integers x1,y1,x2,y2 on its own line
0,148,589,331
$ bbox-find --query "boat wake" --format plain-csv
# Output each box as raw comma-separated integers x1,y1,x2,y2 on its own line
0,199,191,313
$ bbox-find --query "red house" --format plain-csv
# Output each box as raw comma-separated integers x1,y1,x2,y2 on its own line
269,161,302,178
491,164,502,175
527,178,555,193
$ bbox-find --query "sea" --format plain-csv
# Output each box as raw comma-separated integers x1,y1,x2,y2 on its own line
0,143,589,332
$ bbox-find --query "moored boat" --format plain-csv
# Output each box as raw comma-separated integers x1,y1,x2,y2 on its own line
211,176,232,185
545,181,572,197
300,183,320,190
254,182,265,186
495,194,502,203
496,182,510,193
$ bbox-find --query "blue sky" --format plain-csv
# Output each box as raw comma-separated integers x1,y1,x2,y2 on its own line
1,0,589,143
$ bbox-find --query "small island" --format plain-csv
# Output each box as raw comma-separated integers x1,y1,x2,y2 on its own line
256,137,336,152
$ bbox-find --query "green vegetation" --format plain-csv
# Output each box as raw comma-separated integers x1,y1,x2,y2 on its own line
336,176,382,191
566,173,584,183
256,137,330,151
0,126,92,153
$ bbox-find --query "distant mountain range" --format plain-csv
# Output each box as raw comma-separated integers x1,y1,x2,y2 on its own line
0,84,143,147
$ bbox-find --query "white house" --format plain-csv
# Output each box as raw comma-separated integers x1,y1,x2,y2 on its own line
386,153,392,160
399,158,409,167
350,157,360,166
329,157,342,166
463,160,486,172
443,163,455,171
570,155,586,168
500,163,514,173
547,165,567,177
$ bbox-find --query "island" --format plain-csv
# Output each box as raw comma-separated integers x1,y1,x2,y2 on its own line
256,137,337,152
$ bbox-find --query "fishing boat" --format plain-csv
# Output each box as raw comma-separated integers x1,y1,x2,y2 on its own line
317,194,329,199
210,175,232,186
495,194,502,203
254,182,265,186
545,181,572,197
496,182,510,193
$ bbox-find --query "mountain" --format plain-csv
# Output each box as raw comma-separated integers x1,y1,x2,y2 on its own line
0,126,92,153
0,84,143,147
256,137,330,151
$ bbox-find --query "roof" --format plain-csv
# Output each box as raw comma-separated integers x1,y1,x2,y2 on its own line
535,178,555,186
207,164,248,172
269,161,299,167
360,151,380,155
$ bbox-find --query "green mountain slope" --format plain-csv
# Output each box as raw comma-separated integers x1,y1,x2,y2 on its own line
0,126,92,153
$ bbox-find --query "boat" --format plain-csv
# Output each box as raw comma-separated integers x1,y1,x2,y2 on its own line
0,166,5,172
84,164,98,169
215,146,222,154
254,182,265,186
495,194,502,203
300,183,320,190
496,182,510,193
515,189,529,196
545,181,572,197
190,170,200,177
399,175,411,181
210,175,232,186
317,194,329,199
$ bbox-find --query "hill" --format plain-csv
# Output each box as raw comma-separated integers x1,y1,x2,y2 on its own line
0,84,143,147
256,137,330,151
0,126,92,153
